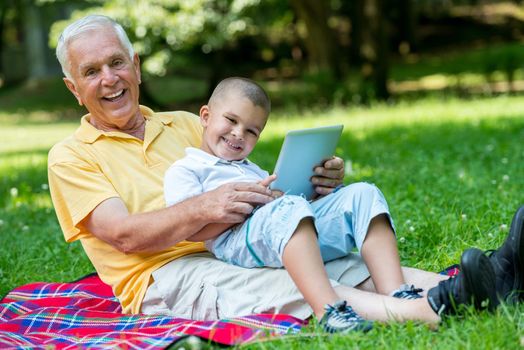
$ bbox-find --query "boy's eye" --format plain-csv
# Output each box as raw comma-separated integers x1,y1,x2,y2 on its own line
225,117,236,124
247,129,258,136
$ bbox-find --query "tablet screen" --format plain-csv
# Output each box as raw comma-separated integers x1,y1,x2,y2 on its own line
269,125,344,199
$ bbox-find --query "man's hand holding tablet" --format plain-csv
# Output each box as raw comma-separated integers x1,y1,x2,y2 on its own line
269,125,344,200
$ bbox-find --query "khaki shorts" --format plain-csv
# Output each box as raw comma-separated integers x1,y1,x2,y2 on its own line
141,252,369,320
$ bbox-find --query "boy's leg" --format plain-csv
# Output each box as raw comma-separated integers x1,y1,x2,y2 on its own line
312,182,409,295
282,218,339,318
360,213,404,294
211,195,346,318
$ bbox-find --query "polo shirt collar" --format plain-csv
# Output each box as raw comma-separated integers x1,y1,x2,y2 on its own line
185,147,249,166
74,105,174,144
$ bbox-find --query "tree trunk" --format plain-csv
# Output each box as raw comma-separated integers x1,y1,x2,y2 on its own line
289,0,343,78
0,0,8,82
349,0,364,65
24,0,47,80
398,0,417,53
361,0,390,100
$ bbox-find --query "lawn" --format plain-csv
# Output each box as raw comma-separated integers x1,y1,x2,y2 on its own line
1,94,524,348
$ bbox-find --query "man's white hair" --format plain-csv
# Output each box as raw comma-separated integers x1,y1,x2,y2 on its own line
56,14,134,79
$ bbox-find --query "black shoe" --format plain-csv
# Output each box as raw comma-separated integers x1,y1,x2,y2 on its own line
427,248,497,315
488,205,524,304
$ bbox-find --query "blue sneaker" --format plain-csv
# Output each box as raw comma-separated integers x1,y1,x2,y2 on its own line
391,284,423,299
320,300,373,333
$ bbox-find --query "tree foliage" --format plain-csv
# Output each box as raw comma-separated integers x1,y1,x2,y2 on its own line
49,0,293,78
11,0,524,105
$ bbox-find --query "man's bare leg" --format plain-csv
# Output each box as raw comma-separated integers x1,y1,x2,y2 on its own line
356,267,448,297
334,284,440,324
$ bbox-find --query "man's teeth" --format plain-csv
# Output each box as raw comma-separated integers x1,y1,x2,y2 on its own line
105,90,124,99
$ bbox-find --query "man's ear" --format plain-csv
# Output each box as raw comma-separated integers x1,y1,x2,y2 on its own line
63,77,83,106
199,105,210,127
133,53,141,84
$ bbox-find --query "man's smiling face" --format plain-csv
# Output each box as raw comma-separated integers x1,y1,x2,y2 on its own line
63,27,142,130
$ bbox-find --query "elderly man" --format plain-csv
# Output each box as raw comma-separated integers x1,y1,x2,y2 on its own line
48,14,524,328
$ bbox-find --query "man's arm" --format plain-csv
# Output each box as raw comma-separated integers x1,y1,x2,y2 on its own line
82,181,274,253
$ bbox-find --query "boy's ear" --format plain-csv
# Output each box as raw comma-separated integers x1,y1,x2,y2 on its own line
199,105,210,127
63,78,83,106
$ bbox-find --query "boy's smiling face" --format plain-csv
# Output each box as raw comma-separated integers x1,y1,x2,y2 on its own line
200,91,268,161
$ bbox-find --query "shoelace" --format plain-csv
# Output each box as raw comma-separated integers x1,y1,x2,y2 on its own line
323,301,363,330
392,284,424,299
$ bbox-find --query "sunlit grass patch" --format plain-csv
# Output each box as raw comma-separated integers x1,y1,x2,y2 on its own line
1,94,524,348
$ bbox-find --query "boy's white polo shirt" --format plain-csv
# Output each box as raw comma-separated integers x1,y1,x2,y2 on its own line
164,147,270,206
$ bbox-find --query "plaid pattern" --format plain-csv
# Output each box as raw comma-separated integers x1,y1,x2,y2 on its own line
0,273,303,349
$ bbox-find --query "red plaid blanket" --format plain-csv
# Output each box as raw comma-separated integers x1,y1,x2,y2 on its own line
0,273,304,349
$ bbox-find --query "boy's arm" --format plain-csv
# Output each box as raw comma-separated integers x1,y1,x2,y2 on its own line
187,174,280,242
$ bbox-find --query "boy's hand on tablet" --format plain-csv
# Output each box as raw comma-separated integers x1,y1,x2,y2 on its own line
258,174,276,187
258,174,283,199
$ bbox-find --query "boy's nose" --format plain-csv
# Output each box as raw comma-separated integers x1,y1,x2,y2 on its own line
231,126,244,139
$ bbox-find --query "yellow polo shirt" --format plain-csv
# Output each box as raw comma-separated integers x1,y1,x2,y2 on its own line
48,105,207,314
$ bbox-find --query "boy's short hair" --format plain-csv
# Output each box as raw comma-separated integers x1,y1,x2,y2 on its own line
209,77,271,113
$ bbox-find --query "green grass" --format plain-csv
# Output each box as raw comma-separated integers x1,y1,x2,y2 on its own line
391,42,524,81
2,95,524,348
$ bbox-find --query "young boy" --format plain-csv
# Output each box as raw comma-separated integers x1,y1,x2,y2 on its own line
164,77,495,333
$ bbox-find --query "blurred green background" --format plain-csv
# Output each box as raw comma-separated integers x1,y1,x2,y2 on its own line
1,3,524,347
3,0,524,114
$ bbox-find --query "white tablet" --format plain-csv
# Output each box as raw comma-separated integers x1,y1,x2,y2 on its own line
269,124,344,200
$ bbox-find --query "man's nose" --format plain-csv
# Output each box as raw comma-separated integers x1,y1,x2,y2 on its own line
101,66,118,85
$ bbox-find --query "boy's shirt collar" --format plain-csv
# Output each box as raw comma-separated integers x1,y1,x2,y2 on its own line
185,147,250,166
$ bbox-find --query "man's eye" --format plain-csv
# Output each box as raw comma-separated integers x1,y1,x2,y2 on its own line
85,69,96,77
112,59,124,67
